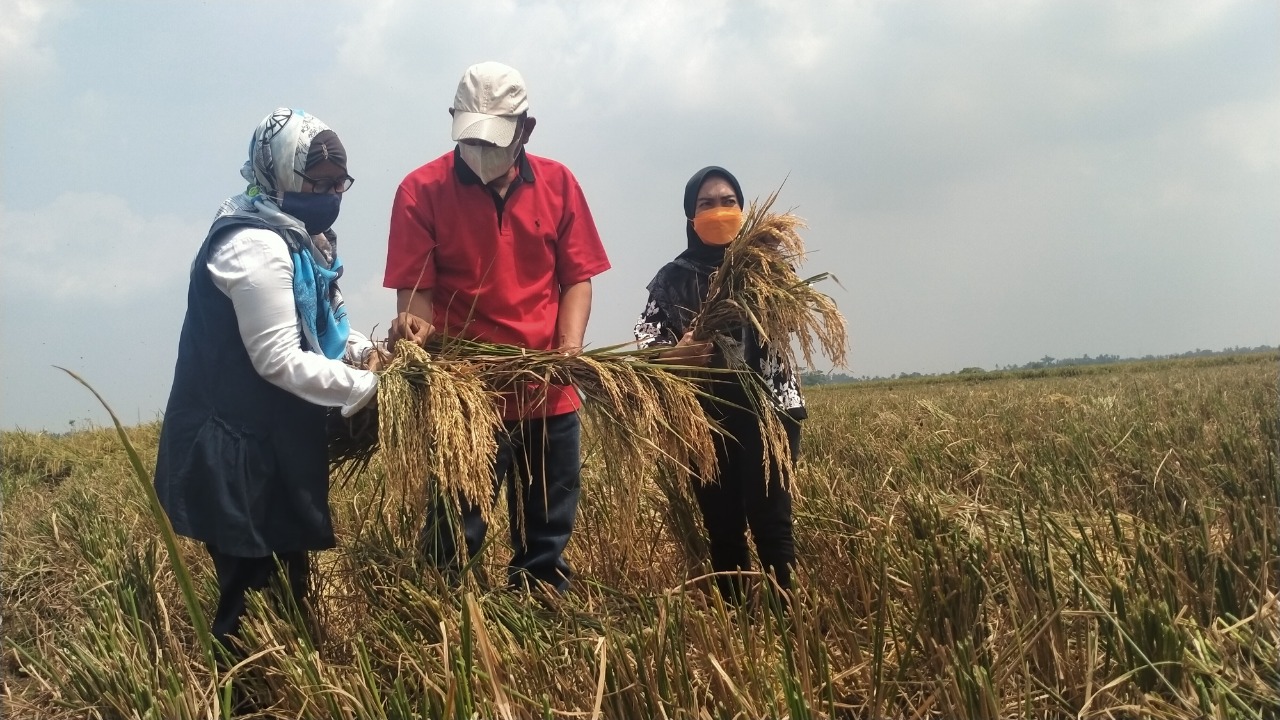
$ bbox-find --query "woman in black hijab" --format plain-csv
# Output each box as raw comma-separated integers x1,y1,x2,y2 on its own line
634,166,806,604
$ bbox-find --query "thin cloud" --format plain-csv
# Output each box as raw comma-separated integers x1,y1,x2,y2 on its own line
1202,98,1280,173
0,0,71,85
1,192,202,303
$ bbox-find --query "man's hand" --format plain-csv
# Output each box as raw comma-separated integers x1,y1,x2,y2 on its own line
659,331,713,367
389,312,435,346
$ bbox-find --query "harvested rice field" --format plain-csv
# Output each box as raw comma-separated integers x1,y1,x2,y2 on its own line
2,353,1277,719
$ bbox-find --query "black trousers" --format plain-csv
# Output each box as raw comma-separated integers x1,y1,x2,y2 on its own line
421,412,582,593
694,413,801,601
206,544,310,655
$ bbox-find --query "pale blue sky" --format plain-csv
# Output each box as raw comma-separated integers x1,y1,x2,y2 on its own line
2,0,1277,430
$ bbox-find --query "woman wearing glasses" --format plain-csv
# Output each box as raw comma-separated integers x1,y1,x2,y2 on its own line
154,108,378,662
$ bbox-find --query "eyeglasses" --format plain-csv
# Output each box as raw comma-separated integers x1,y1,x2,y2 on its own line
293,169,356,193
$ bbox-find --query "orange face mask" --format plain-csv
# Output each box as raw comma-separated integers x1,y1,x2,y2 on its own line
691,206,744,246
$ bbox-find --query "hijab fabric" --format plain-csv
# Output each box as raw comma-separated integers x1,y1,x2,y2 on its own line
677,166,745,273
644,167,745,333
212,108,351,360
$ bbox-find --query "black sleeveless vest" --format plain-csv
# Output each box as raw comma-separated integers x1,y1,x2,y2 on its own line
154,216,334,557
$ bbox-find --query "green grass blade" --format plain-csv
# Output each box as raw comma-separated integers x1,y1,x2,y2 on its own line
56,366,216,668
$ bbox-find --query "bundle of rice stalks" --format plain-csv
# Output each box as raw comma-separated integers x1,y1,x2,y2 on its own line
375,341,504,520
444,338,722,482
330,338,729,524
691,186,848,371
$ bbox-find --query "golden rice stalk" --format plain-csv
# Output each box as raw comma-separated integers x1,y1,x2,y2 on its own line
565,351,722,490
330,337,728,524
692,187,849,371
375,341,502,522
438,338,724,490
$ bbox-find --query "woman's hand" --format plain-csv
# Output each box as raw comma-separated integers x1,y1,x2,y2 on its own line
659,331,713,367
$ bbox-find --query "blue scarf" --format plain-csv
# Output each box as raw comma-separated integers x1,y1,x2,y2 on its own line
213,191,351,360
290,239,349,360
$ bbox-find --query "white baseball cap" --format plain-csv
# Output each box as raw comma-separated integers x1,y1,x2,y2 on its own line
451,62,529,147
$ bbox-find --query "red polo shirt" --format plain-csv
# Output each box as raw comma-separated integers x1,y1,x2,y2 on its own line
385,148,611,419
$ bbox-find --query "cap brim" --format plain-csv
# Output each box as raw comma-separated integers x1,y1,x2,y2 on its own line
451,111,519,146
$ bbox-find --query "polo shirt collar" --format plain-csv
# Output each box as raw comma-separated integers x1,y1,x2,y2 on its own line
452,145,535,186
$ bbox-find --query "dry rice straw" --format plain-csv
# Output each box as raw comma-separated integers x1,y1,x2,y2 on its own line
338,339,727,529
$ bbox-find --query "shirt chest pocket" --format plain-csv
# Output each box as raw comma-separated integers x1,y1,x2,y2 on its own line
509,214,559,279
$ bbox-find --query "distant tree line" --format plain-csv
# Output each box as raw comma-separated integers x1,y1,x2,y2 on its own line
999,345,1277,372
798,345,1277,386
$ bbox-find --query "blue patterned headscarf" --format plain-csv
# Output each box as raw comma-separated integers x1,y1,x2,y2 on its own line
213,108,350,360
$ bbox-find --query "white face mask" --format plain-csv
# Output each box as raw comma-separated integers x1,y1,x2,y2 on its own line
459,140,521,184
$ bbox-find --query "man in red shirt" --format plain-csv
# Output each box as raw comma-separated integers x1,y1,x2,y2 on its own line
385,62,611,592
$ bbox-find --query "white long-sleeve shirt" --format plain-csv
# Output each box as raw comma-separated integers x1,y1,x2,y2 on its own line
207,227,377,417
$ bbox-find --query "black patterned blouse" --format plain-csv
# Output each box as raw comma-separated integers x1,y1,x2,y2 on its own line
634,259,807,419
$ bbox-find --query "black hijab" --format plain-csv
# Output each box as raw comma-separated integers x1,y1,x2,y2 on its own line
645,166,745,337
676,166,745,273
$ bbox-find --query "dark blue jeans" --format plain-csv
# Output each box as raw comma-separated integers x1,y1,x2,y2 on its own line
422,411,581,592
